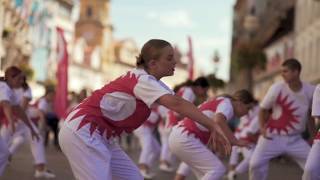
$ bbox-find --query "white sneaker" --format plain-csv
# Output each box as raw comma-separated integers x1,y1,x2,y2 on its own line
140,169,154,179
159,163,174,172
34,170,56,179
227,171,236,180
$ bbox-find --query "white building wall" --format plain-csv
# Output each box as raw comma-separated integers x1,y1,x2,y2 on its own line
295,0,320,83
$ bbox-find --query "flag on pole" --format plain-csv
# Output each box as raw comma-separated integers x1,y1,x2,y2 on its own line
187,36,194,80
54,27,68,118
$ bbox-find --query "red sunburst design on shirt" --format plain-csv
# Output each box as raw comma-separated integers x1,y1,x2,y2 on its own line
68,72,150,138
267,91,300,134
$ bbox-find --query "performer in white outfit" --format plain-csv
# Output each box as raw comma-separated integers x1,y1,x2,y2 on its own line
303,84,320,180
228,104,260,180
249,59,316,180
58,39,230,180
0,66,39,176
134,107,161,178
1,75,55,178
167,78,210,180
37,89,59,148
169,90,255,180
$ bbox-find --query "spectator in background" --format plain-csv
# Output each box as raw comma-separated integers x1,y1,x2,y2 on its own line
37,88,59,149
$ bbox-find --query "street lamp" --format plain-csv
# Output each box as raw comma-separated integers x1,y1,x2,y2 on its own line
212,50,220,75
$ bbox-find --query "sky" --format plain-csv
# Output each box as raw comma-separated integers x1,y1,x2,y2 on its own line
110,0,235,81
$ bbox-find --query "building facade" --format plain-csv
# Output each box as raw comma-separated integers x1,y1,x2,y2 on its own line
229,0,297,99
294,0,320,84
70,0,114,92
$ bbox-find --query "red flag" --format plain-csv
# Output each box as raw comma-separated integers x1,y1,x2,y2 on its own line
187,36,194,80
54,27,68,118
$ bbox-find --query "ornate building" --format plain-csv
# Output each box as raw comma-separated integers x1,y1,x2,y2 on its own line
294,0,320,84
70,0,114,92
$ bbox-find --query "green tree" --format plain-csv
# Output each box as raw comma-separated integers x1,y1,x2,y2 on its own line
231,41,266,92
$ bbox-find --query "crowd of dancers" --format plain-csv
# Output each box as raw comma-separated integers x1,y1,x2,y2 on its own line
0,39,319,180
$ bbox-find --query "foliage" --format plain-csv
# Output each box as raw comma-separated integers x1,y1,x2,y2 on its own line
42,79,56,92
19,63,34,80
232,41,267,71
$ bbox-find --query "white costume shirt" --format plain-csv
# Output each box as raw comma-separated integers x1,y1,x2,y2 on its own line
260,81,315,135
65,69,173,140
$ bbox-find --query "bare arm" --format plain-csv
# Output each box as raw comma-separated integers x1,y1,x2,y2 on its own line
157,94,232,154
13,105,39,141
21,97,31,111
1,101,16,132
214,113,250,147
307,115,316,141
157,94,214,131
214,113,237,144
214,113,238,144
259,108,271,139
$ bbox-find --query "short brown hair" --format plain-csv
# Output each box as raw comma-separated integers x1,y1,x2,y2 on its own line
282,58,301,72
232,89,255,105
136,39,172,67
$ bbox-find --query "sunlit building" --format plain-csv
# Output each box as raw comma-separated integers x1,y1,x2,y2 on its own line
294,0,320,84
70,0,114,92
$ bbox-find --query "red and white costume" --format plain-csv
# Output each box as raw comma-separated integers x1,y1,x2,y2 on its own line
1,87,46,166
59,69,173,180
0,81,17,175
134,107,161,169
230,105,260,175
250,82,315,180
1,88,32,147
169,97,235,180
165,87,196,174
166,86,196,129
303,84,320,180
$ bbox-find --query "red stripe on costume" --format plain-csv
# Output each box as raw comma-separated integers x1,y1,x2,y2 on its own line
315,132,320,140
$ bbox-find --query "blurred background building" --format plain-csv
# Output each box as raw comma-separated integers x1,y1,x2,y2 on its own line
228,0,320,100
0,0,190,99
1,0,319,100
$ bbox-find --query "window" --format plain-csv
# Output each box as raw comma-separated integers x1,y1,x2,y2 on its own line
87,6,93,17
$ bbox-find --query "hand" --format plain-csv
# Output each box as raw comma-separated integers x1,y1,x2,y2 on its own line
207,124,232,157
260,126,272,140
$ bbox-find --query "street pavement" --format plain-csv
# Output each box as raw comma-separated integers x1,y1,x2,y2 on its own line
1,141,303,180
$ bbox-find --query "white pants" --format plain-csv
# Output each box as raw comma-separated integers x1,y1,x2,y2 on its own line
158,125,176,164
176,162,191,176
0,121,46,164
59,124,143,180
134,126,160,167
0,136,9,176
229,146,240,167
303,140,320,180
250,135,310,180
169,126,226,180
235,146,255,174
